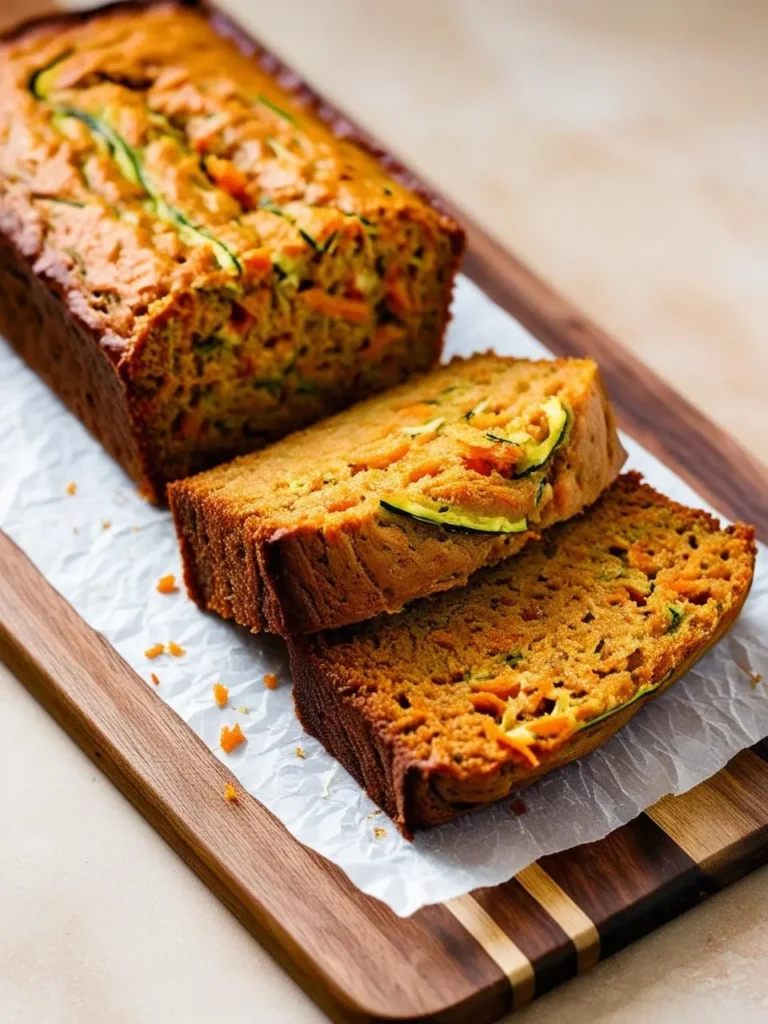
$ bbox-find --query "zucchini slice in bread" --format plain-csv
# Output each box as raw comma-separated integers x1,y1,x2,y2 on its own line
380,495,528,535
289,474,756,836
170,353,625,634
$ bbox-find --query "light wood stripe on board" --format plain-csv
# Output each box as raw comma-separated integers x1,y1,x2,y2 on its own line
443,894,536,1008
646,750,768,867
515,862,601,971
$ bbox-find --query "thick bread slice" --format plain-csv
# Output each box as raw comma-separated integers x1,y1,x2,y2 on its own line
288,474,756,836
170,353,625,634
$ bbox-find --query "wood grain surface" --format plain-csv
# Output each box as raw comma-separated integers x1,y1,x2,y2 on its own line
1,3,768,1023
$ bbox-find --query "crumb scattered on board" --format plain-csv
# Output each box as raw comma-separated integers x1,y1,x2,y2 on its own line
168,641,185,657
144,643,165,660
150,673,160,686
65,481,77,496
366,809,382,819
156,573,178,594
213,682,229,708
220,723,246,754
236,705,250,715
373,827,388,840
263,672,279,690
224,782,238,803
295,746,305,759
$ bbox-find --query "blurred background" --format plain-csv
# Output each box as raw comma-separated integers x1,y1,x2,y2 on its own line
2,3,767,1023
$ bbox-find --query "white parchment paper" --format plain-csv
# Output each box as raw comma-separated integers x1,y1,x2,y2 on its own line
1,275,766,917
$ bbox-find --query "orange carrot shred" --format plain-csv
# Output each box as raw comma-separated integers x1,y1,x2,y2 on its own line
150,673,160,686
65,481,77,496
213,682,229,708
168,641,185,657
263,673,279,690
220,723,246,754
144,643,165,660
156,574,178,594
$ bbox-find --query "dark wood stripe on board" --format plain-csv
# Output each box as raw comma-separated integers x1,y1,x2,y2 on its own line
472,875,578,998
539,813,705,959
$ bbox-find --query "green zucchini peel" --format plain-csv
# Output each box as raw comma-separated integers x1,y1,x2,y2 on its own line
37,90,241,274
487,396,571,477
381,495,528,535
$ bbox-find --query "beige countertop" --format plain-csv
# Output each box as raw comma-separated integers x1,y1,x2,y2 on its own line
1,1,767,1022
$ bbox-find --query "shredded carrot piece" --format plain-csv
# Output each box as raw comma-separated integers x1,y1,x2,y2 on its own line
469,692,508,717
529,715,574,739
430,630,455,650
385,273,412,315
241,247,272,277
168,641,185,657
482,719,540,768
144,643,165,660
156,574,178,594
263,673,279,690
299,288,370,323
65,481,77,496
223,782,239,803
369,323,405,358
213,682,229,708
220,723,246,754
150,673,160,686
470,677,520,701
204,154,250,203
349,440,411,474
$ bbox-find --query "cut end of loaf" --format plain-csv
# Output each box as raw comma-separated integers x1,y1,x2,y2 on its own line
290,473,757,834
169,353,625,634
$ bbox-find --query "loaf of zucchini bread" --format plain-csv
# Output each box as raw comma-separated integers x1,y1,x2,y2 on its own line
0,3,463,500
288,474,756,836
169,353,625,634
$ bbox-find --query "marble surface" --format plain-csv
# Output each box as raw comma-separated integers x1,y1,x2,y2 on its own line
1,1,767,1021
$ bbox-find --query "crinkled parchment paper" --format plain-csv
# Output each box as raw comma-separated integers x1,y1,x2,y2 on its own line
1,276,766,917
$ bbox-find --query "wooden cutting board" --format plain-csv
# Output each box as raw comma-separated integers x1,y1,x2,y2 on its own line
2,5,768,1022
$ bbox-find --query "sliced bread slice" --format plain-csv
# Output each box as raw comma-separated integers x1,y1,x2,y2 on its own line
169,353,625,634
288,473,756,836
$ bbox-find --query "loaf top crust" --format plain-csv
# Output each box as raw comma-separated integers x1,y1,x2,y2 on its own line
171,353,619,537
0,3,461,357
295,474,756,784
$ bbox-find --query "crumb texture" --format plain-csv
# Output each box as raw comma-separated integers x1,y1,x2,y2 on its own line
290,474,756,834
170,353,625,633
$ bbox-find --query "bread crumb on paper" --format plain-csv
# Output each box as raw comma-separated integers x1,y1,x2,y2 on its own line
224,782,238,803
101,519,111,530
295,746,305,759
144,643,165,660
213,682,229,708
156,574,178,594
65,481,77,496
220,723,246,754
168,641,185,657
263,672,279,690
373,827,388,840
236,706,251,715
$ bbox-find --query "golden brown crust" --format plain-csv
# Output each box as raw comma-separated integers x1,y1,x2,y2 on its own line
0,1,464,499
289,474,757,836
169,354,626,634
